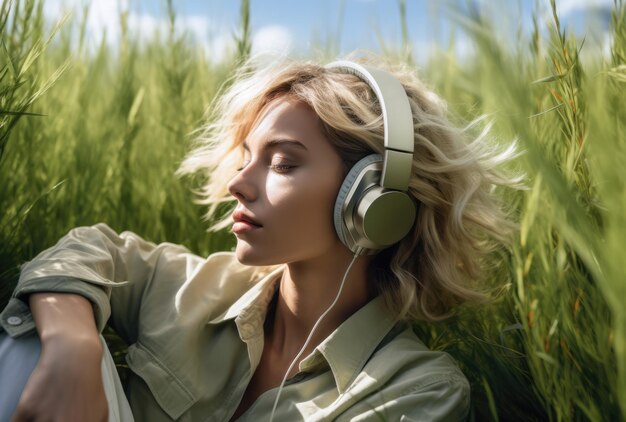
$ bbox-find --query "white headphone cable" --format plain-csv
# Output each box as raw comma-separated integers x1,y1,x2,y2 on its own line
268,249,362,421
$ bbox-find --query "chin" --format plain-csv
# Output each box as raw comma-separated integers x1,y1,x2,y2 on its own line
234,243,279,266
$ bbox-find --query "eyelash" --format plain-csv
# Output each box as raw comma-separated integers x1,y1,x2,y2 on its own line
236,163,295,173
269,164,295,173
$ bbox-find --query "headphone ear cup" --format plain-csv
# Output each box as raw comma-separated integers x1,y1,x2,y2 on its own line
355,187,416,247
333,154,383,249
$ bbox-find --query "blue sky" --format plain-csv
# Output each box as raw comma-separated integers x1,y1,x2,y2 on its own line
43,0,615,62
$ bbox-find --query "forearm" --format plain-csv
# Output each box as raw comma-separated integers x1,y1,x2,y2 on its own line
29,292,103,357
9,293,109,422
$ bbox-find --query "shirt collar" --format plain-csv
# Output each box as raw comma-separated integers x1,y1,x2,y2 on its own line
208,265,398,393
302,295,397,393
207,265,284,339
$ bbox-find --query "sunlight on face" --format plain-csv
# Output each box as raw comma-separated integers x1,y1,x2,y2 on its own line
227,98,345,266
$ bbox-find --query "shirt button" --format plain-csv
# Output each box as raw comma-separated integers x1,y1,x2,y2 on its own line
6,316,23,326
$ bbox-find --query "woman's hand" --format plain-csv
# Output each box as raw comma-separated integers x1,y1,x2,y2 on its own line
11,293,108,422
11,334,108,422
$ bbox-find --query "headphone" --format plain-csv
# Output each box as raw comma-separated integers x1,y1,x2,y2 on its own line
325,61,417,255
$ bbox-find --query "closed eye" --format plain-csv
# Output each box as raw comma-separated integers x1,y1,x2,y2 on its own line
268,164,296,173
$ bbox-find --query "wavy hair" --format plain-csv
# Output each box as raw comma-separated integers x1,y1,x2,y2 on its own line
178,54,521,322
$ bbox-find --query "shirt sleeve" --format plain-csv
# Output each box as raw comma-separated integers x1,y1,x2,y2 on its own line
0,223,196,343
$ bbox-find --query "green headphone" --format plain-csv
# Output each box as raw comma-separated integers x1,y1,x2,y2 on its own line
326,61,417,255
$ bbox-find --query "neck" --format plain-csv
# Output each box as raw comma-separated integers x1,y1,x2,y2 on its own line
267,245,374,360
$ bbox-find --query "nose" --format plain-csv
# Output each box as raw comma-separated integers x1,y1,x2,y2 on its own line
227,164,257,203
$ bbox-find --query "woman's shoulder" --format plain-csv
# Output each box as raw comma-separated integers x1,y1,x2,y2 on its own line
152,249,257,296
152,248,252,286
346,324,470,421
371,324,468,385
148,249,274,323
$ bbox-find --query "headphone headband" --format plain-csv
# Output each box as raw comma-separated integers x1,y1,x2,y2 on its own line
325,61,414,191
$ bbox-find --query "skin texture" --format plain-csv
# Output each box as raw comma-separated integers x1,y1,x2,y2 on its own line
13,293,108,422
228,98,374,418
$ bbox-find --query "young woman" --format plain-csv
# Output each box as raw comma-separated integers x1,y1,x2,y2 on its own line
0,56,517,421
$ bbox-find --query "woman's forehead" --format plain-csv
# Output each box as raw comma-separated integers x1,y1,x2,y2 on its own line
241,98,325,153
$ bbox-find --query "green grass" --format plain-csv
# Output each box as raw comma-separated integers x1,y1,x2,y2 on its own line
1,0,625,420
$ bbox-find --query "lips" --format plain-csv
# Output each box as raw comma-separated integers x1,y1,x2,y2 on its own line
232,209,262,227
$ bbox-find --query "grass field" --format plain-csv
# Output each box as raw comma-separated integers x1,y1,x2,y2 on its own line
1,0,625,420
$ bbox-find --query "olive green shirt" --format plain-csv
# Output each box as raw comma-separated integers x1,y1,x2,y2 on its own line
1,223,469,421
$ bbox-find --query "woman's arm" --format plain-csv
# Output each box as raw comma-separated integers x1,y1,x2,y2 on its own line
3,223,196,421
2,222,196,344
30,292,102,345
10,293,108,422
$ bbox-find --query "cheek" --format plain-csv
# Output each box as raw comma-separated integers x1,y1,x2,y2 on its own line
267,175,340,238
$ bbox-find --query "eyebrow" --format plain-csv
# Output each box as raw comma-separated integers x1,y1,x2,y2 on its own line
242,138,308,152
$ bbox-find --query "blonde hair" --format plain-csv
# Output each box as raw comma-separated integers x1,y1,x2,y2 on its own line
178,54,521,322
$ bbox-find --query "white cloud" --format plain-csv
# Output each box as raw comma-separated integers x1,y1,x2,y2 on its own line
551,0,614,16
43,0,129,48
127,14,161,38
41,0,230,60
41,3,294,65
251,25,293,61
538,0,614,24
181,16,212,42
452,34,476,62
126,14,213,42
205,31,236,63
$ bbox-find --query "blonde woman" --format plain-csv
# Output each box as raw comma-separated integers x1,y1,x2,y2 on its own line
0,55,516,421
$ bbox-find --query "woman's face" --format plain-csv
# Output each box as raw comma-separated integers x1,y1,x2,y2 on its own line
227,97,346,266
